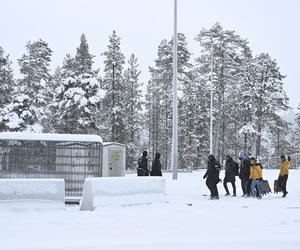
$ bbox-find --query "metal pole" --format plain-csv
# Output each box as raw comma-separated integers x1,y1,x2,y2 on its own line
209,45,214,154
171,0,178,180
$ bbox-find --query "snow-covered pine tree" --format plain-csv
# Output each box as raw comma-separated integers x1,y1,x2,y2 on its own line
179,68,209,169
48,55,75,132
268,113,291,156
146,33,193,169
147,38,173,169
123,54,143,169
43,66,63,132
290,107,300,153
101,30,125,142
296,104,300,129
244,53,289,157
5,39,52,132
0,95,36,131
235,67,257,154
51,34,101,134
0,47,15,131
145,73,162,162
177,33,211,169
195,23,251,161
224,59,254,158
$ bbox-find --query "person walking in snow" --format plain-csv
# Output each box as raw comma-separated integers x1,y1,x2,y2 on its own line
238,152,251,197
223,155,238,196
249,157,263,199
137,151,150,176
277,155,291,197
150,152,162,176
203,154,221,199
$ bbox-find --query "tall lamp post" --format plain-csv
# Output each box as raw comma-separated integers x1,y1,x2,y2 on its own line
171,0,178,180
209,44,214,155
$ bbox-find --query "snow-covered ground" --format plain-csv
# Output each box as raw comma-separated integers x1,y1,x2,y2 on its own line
1,169,300,250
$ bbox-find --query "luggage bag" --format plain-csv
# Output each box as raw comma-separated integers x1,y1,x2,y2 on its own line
274,179,283,193
257,180,272,195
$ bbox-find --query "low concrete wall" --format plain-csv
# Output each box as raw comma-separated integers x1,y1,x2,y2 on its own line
80,177,167,211
0,178,65,210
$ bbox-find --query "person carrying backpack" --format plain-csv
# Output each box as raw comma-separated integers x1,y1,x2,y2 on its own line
223,155,238,196
137,151,150,176
277,155,291,197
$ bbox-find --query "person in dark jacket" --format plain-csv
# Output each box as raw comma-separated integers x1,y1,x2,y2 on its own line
137,151,149,176
203,154,221,199
150,152,162,176
238,152,251,197
223,155,238,196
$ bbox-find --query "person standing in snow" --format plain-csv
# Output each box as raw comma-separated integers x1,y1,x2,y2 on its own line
238,152,251,197
277,155,291,197
137,151,150,176
203,154,221,199
150,152,162,176
249,157,263,199
223,155,238,196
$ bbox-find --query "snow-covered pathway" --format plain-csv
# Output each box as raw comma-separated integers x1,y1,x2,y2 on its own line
1,169,300,250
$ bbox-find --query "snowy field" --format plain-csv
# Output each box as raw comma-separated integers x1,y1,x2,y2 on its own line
0,169,300,250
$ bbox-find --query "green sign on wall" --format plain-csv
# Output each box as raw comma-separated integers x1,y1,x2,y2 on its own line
111,151,121,160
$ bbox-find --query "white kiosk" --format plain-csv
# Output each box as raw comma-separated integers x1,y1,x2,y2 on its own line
102,142,126,177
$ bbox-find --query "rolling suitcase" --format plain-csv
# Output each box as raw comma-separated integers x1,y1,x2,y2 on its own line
274,179,283,193
257,180,272,195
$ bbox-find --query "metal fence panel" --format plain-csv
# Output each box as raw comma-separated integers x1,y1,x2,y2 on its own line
0,140,102,197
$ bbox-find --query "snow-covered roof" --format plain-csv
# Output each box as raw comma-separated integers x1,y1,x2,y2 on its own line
0,132,103,143
103,142,126,147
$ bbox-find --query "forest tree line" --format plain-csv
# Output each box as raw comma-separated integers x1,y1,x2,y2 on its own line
0,23,299,169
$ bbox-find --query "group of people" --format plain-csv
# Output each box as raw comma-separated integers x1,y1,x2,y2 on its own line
137,150,162,177
136,150,291,199
203,152,291,200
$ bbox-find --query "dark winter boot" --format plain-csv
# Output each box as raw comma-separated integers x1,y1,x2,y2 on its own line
282,191,288,197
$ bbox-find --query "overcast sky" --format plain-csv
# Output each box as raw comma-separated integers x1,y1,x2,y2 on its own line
1,0,299,109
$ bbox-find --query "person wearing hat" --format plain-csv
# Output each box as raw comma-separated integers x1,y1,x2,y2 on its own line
249,157,263,199
278,155,291,197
